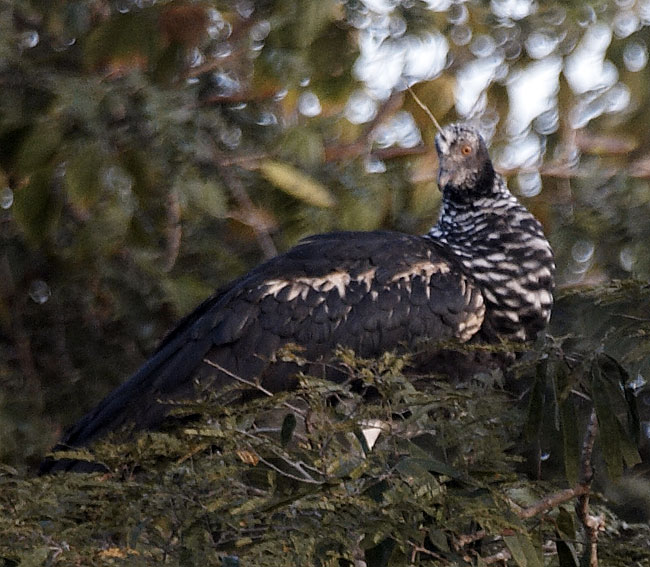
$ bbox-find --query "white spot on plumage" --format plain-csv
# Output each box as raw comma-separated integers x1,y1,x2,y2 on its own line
514,328,527,339
285,285,303,302
457,292,485,342
263,280,290,297
487,272,511,282
502,297,522,308
470,257,491,269
388,260,451,284
538,289,553,306
261,268,377,301
499,262,520,272
483,288,498,304
493,309,520,323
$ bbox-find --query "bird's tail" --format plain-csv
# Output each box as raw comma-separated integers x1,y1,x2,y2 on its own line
39,332,215,474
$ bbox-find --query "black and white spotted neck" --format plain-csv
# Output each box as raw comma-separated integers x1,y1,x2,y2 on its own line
428,123,555,341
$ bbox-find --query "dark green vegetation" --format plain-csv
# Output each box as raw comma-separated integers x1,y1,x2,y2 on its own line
2,345,650,566
1,0,650,565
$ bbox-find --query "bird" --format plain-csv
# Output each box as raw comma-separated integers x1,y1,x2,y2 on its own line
40,123,555,473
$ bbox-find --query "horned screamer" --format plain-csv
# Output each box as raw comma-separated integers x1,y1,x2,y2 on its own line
41,123,555,473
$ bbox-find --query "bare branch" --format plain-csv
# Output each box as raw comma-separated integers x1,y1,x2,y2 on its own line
576,409,603,567
203,357,275,396
407,86,444,135
512,485,590,519
454,530,487,548
201,358,307,416
235,442,325,485
482,549,513,565
409,541,445,563
217,165,278,259
507,408,602,567
163,187,182,272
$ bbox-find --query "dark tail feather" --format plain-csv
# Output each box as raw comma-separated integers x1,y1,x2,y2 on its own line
39,334,215,474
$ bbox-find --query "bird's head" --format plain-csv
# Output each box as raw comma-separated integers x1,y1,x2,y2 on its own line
435,124,495,197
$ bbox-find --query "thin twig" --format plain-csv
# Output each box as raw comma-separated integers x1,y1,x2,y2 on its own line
163,187,182,272
201,358,307,416
235,428,324,481
407,86,444,135
218,165,278,259
211,141,429,170
203,357,274,396
482,549,513,564
409,541,445,563
580,409,598,484
570,389,592,402
454,529,487,548
576,409,603,567
512,485,590,519
252,452,325,485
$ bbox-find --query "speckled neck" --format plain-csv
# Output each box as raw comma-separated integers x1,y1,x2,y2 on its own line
428,174,555,341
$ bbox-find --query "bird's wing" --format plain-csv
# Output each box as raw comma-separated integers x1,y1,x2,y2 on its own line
46,231,484,462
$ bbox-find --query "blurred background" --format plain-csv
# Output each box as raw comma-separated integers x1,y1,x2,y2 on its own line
1,0,650,470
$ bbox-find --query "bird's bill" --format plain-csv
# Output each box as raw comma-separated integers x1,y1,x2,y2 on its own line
437,166,451,190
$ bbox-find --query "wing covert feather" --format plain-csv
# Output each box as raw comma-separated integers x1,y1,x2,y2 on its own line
48,231,485,462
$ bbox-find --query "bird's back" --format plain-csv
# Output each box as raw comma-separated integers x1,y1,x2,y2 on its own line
41,230,485,472
41,122,556,474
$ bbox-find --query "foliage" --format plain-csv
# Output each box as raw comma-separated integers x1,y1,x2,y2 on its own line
2,0,650,466
1,349,648,566
1,0,650,565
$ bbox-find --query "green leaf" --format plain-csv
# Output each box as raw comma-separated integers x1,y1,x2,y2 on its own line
591,356,641,477
293,0,338,49
504,534,543,567
556,507,576,540
591,362,624,479
184,177,227,217
600,356,641,468
259,160,336,208
616,418,642,469
549,360,562,430
12,168,61,244
404,439,466,479
427,528,450,552
397,455,463,480
556,535,579,567
64,143,104,212
280,413,297,447
84,9,162,70
16,546,49,567
278,129,325,168
559,395,580,486
15,122,61,176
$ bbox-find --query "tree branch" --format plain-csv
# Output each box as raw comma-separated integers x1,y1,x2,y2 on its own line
163,187,182,272
201,358,307,416
512,484,590,519
576,409,603,567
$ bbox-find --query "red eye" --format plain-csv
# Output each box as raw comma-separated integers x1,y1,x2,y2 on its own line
461,144,472,156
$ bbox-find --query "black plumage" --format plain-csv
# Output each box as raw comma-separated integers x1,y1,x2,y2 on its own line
41,123,555,473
